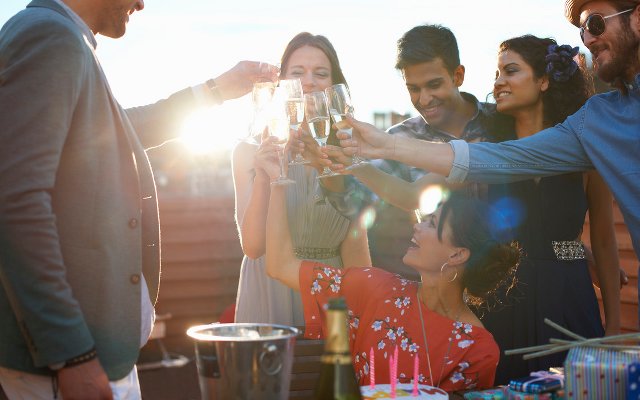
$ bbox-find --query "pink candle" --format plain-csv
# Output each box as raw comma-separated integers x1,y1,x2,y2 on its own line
412,354,419,396
389,354,396,398
369,347,375,389
394,345,399,383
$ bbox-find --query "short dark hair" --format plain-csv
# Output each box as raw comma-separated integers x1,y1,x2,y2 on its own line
395,24,461,74
499,35,593,126
438,193,520,306
280,32,348,87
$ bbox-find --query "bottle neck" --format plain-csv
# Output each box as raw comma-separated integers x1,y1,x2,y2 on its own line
322,308,351,364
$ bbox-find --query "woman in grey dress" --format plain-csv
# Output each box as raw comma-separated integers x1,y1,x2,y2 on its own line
232,32,371,326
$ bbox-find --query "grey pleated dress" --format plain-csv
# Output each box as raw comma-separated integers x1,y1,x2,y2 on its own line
234,164,351,327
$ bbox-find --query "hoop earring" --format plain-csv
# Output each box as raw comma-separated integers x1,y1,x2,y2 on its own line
440,262,458,283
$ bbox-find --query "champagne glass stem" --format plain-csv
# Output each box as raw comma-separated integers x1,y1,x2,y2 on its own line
343,127,368,170
272,146,295,185
289,124,310,165
278,147,287,180
317,141,338,179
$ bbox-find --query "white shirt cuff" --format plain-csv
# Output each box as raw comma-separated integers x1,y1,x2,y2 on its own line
191,83,222,107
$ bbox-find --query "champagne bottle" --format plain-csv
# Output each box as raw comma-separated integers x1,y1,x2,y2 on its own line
314,297,362,400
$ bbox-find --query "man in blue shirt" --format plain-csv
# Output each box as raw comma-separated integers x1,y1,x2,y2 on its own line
338,0,640,313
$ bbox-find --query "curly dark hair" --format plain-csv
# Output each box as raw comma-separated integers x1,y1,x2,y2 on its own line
499,35,594,126
437,193,521,306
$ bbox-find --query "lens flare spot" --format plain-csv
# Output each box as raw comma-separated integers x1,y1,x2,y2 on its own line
359,206,377,230
418,186,448,216
491,196,525,237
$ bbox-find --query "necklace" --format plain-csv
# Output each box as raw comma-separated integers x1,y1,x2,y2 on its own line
416,284,463,388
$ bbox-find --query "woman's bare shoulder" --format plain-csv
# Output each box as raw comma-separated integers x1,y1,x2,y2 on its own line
232,141,259,168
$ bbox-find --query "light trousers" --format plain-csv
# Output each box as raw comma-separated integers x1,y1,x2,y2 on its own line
0,365,141,400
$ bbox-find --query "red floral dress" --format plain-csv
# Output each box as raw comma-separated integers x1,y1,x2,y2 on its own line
299,261,499,391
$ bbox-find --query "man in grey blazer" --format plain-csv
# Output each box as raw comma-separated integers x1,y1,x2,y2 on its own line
0,0,278,398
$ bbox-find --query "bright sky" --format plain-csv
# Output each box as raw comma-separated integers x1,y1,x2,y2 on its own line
1,0,586,152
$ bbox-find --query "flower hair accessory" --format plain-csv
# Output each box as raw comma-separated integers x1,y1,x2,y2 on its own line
545,44,579,82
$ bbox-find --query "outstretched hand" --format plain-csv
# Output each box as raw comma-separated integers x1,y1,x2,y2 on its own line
291,128,333,172
254,136,284,183
337,116,393,160
318,145,352,174
214,61,279,101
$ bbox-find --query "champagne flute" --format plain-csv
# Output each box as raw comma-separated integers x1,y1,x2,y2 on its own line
325,83,368,169
304,91,338,179
268,87,296,186
280,79,309,165
246,81,276,144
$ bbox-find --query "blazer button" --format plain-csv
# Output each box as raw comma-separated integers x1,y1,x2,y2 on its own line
128,218,138,229
130,274,140,284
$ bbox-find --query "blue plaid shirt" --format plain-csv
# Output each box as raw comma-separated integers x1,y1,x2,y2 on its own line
374,92,512,183
324,92,513,217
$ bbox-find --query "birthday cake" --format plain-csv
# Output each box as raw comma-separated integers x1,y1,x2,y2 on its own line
360,383,449,399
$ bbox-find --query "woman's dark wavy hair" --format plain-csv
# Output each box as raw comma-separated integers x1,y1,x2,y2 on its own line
280,32,348,88
437,193,521,306
280,32,347,145
499,35,594,126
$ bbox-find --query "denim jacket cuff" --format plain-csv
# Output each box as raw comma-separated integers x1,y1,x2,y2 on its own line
446,140,470,183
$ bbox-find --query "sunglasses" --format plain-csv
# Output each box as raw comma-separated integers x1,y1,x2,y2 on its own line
580,8,634,41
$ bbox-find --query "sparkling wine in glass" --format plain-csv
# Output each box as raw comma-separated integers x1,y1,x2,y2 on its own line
304,91,338,179
325,83,368,169
247,81,277,144
280,78,309,165
268,87,295,186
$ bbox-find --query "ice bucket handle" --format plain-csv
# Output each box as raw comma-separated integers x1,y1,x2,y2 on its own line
259,344,283,376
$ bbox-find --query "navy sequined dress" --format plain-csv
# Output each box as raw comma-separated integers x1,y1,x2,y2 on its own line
480,172,604,385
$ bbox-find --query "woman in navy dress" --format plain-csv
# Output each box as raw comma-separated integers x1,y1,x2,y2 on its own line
480,35,621,384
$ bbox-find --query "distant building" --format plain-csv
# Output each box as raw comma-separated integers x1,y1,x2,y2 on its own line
373,111,412,131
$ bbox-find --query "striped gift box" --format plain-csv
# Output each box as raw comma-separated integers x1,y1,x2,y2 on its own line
564,346,640,399
628,362,640,400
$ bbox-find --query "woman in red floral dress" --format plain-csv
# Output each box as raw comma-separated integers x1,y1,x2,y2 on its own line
260,137,521,391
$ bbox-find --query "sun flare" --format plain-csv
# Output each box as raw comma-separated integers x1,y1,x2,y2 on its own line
418,185,447,216
179,99,251,155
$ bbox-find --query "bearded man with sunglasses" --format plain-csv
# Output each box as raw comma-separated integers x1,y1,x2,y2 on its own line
336,0,640,319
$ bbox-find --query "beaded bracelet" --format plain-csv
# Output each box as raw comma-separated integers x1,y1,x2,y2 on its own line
64,348,98,368
50,348,98,371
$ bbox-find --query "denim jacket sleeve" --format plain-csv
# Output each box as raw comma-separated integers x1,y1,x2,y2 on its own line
447,106,593,183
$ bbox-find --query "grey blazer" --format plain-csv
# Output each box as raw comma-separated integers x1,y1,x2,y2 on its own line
0,0,198,379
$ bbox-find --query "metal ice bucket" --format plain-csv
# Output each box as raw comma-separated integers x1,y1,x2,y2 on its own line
187,323,299,400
